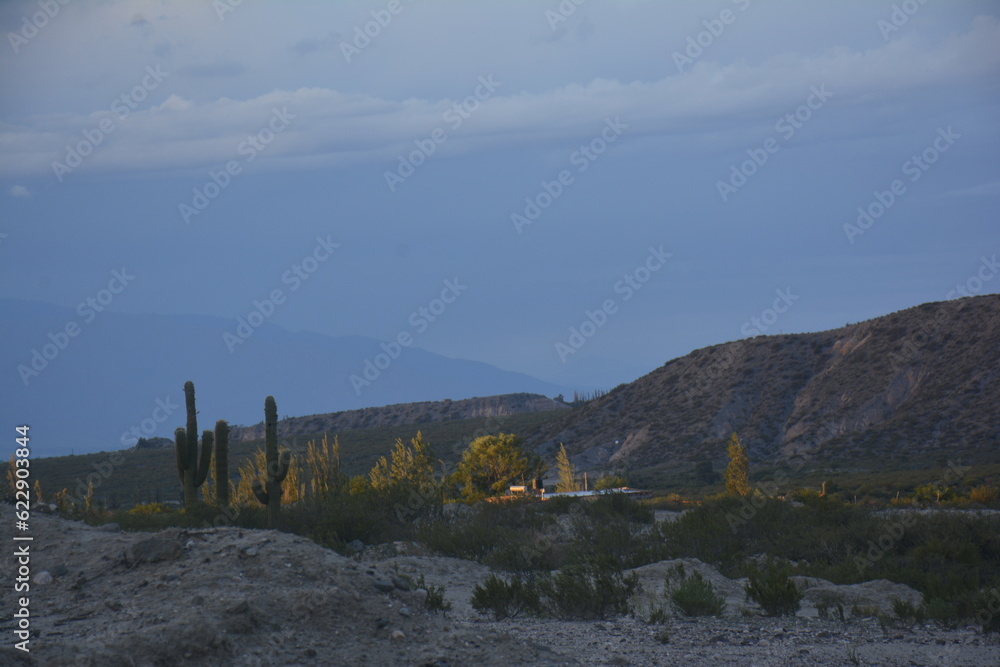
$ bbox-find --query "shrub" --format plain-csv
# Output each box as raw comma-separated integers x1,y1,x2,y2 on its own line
127,502,173,515
666,566,725,617
970,485,999,505
538,559,640,620
744,558,802,616
414,574,451,613
815,592,846,621
471,573,540,620
891,597,926,627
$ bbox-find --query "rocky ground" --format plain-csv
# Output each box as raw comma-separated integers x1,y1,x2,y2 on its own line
1,504,997,666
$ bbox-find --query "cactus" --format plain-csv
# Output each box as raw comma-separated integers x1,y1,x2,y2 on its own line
174,381,214,507
252,395,290,527
214,420,230,507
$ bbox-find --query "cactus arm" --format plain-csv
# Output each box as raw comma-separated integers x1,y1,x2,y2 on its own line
251,480,268,505
215,420,230,506
184,381,198,472
174,428,188,480
194,430,214,487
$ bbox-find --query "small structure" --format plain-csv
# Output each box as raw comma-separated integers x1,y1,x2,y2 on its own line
542,487,652,501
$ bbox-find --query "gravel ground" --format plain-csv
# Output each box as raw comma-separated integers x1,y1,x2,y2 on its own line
2,504,997,666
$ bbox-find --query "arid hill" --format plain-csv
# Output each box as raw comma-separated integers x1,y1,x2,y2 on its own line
527,295,1000,473
230,393,568,442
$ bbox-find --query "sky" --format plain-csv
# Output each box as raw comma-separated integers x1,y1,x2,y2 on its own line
1,0,999,393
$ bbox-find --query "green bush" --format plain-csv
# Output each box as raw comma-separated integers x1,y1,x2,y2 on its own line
538,559,640,620
471,573,540,620
668,569,725,617
744,559,802,616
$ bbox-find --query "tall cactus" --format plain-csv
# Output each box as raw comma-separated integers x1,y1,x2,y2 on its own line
175,380,213,507
214,420,230,507
252,395,290,527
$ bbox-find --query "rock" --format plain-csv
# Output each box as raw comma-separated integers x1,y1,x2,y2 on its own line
413,588,429,606
392,575,412,591
130,536,182,564
34,571,53,585
97,523,121,533
373,579,395,593
399,607,411,618
391,630,405,641
242,547,258,558
346,539,364,554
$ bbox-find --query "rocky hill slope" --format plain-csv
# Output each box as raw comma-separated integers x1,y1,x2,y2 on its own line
527,295,1000,472
230,393,568,442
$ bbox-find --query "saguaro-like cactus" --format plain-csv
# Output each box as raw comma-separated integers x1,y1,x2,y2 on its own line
252,395,290,527
214,420,230,507
174,381,213,507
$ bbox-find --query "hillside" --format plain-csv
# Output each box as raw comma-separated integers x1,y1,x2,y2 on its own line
229,393,569,442
526,295,1000,475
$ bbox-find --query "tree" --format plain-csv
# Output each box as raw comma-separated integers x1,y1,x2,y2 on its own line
555,444,579,492
594,474,627,490
369,432,436,495
724,432,750,496
456,433,543,499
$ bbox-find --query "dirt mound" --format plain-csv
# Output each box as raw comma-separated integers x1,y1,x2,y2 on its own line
0,505,571,666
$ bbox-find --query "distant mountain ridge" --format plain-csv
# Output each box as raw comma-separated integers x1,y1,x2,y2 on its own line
229,393,569,442
526,295,1000,472
0,299,570,456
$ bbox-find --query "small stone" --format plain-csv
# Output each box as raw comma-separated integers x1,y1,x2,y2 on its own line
346,539,364,554
399,607,411,618
413,588,428,606
243,547,258,558
376,618,389,629
34,571,53,585
97,523,121,533
131,537,182,564
373,579,395,593
392,575,412,591
391,630,405,641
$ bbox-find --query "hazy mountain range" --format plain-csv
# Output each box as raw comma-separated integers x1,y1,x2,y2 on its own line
0,298,570,457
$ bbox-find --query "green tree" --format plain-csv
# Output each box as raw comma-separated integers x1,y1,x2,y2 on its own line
369,431,436,495
594,474,627,490
555,444,579,493
456,433,543,499
724,432,750,496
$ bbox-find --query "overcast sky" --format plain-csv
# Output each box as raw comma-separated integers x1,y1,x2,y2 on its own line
2,0,998,391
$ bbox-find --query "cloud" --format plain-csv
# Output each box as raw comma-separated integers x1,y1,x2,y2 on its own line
941,181,1000,198
0,15,996,178
9,185,31,198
